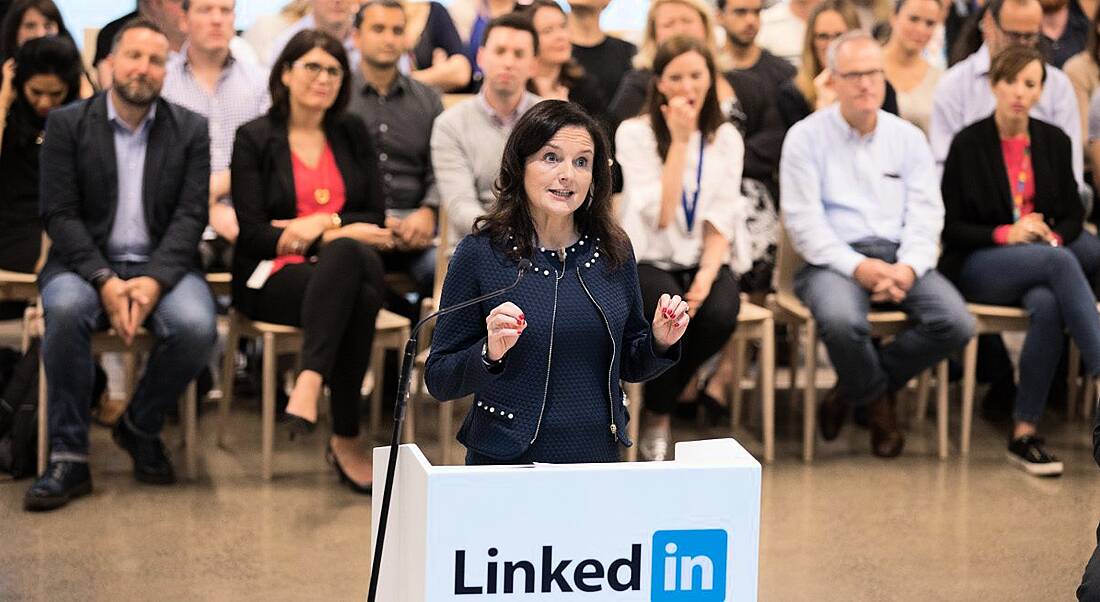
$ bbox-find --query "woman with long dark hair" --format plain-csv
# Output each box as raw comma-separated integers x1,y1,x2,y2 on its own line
0,35,80,275
0,0,92,96
615,36,748,461
522,0,605,119
232,30,390,493
425,100,687,465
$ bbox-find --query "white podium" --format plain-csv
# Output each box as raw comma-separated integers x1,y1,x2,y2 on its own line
370,438,761,601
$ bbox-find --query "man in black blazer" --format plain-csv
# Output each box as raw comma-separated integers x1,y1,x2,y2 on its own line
25,19,217,512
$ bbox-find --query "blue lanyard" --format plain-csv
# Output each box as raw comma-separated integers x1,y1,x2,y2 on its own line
681,136,705,232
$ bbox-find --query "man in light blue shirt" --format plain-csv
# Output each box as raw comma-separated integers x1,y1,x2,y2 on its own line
930,0,1085,198
780,31,974,458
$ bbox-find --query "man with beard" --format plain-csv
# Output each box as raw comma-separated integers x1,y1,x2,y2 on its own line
25,19,216,512
347,0,443,307
718,0,797,97
431,13,540,251
1040,0,1090,67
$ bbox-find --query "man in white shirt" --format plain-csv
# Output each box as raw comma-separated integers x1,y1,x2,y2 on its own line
756,0,823,67
781,32,974,458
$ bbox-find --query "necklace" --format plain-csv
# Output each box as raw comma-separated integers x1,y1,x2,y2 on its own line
314,148,331,205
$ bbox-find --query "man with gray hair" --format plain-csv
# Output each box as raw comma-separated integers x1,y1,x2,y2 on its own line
780,31,974,458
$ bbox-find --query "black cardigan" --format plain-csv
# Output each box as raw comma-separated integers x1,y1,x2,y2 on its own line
230,112,386,316
939,115,1083,282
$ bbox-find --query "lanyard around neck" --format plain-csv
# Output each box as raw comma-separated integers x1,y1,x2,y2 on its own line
681,135,705,232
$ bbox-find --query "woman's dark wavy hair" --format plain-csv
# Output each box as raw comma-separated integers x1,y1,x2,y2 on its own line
473,100,631,270
0,0,73,59
267,29,352,127
645,35,724,161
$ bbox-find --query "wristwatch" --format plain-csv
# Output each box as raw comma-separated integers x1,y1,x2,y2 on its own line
329,213,342,229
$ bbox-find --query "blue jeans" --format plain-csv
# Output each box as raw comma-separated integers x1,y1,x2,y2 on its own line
795,240,974,406
41,266,217,461
956,236,1100,424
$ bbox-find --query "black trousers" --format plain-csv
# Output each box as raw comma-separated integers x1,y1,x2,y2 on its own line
249,238,385,438
1079,520,1100,601
637,264,740,414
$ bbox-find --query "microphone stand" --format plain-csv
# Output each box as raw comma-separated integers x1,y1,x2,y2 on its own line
367,259,531,601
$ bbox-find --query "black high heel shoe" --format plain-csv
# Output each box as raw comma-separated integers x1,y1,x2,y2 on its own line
325,442,372,495
280,413,316,441
697,391,731,427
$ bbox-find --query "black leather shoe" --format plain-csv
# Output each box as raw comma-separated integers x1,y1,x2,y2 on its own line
112,419,176,485
24,461,92,512
326,443,372,495
869,393,905,458
818,387,849,441
280,413,317,441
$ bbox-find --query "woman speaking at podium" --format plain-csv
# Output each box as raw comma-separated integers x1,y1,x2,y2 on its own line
425,100,688,465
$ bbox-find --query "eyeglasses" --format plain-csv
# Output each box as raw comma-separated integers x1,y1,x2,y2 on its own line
995,21,1041,46
293,61,344,80
834,68,885,82
813,31,845,43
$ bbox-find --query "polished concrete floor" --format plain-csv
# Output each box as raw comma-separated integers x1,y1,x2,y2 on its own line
2,388,1098,601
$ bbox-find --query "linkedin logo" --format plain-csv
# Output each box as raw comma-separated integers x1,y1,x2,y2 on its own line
651,530,727,601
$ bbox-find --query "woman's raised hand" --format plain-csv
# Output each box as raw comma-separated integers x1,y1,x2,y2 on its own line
485,302,527,362
652,293,690,352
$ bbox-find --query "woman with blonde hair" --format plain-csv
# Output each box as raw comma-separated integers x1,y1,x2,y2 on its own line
777,0,900,127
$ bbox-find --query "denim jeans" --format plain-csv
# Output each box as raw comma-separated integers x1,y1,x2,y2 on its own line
956,235,1100,424
40,265,217,461
795,239,975,406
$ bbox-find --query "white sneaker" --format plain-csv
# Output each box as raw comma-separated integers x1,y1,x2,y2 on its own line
639,425,671,461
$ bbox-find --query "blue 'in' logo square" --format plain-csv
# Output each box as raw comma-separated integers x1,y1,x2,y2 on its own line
650,529,727,601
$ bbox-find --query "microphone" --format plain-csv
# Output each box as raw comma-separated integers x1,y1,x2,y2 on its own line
367,256,532,602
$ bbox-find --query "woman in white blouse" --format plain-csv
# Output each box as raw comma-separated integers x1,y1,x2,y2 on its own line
882,0,944,135
616,35,750,461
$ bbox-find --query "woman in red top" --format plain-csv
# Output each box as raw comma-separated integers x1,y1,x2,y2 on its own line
232,31,392,493
940,46,1100,478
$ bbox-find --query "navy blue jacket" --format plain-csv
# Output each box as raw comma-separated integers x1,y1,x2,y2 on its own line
425,232,680,462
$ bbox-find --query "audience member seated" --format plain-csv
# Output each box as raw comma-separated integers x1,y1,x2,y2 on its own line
1041,0,1089,68
431,14,540,251
348,0,443,305
523,0,605,120
267,0,359,68
718,0,798,97
617,36,749,461
569,0,637,113
449,0,513,85
26,19,217,512
0,36,80,276
777,0,900,129
401,1,471,92
243,0,309,62
162,0,269,271
758,0,823,66
0,0,94,96
232,31,391,494
883,0,945,134
941,46,1100,477
1077,408,1100,598
1063,5,1100,163
780,31,974,459
931,0,1085,194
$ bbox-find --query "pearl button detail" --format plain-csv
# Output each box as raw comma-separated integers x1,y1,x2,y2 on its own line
508,413,514,419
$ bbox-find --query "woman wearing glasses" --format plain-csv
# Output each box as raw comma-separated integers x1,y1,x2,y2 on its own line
777,0,900,128
231,30,391,494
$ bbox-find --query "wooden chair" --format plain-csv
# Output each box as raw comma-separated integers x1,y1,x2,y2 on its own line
624,295,777,463
768,226,950,462
217,306,409,480
36,328,199,479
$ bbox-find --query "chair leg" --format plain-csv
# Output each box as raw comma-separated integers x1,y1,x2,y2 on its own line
961,336,978,457
729,337,747,430
914,370,931,426
439,401,453,465
370,343,384,438
626,382,643,462
1085,377,1097,421
37,355,47,476
936,360,949,460
761,319,775,464
1068,342,1082,420
403,392,416,444
180,382,197,480
802,322,817,463
261,332,276,481
217,316,238,449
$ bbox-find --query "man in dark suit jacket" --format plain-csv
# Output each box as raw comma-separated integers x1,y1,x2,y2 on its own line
24,18,216,512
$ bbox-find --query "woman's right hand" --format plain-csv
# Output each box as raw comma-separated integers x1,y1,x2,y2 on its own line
0,58,16,113
660,96,698,144
1006,213,1052,244
485,302,526,362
